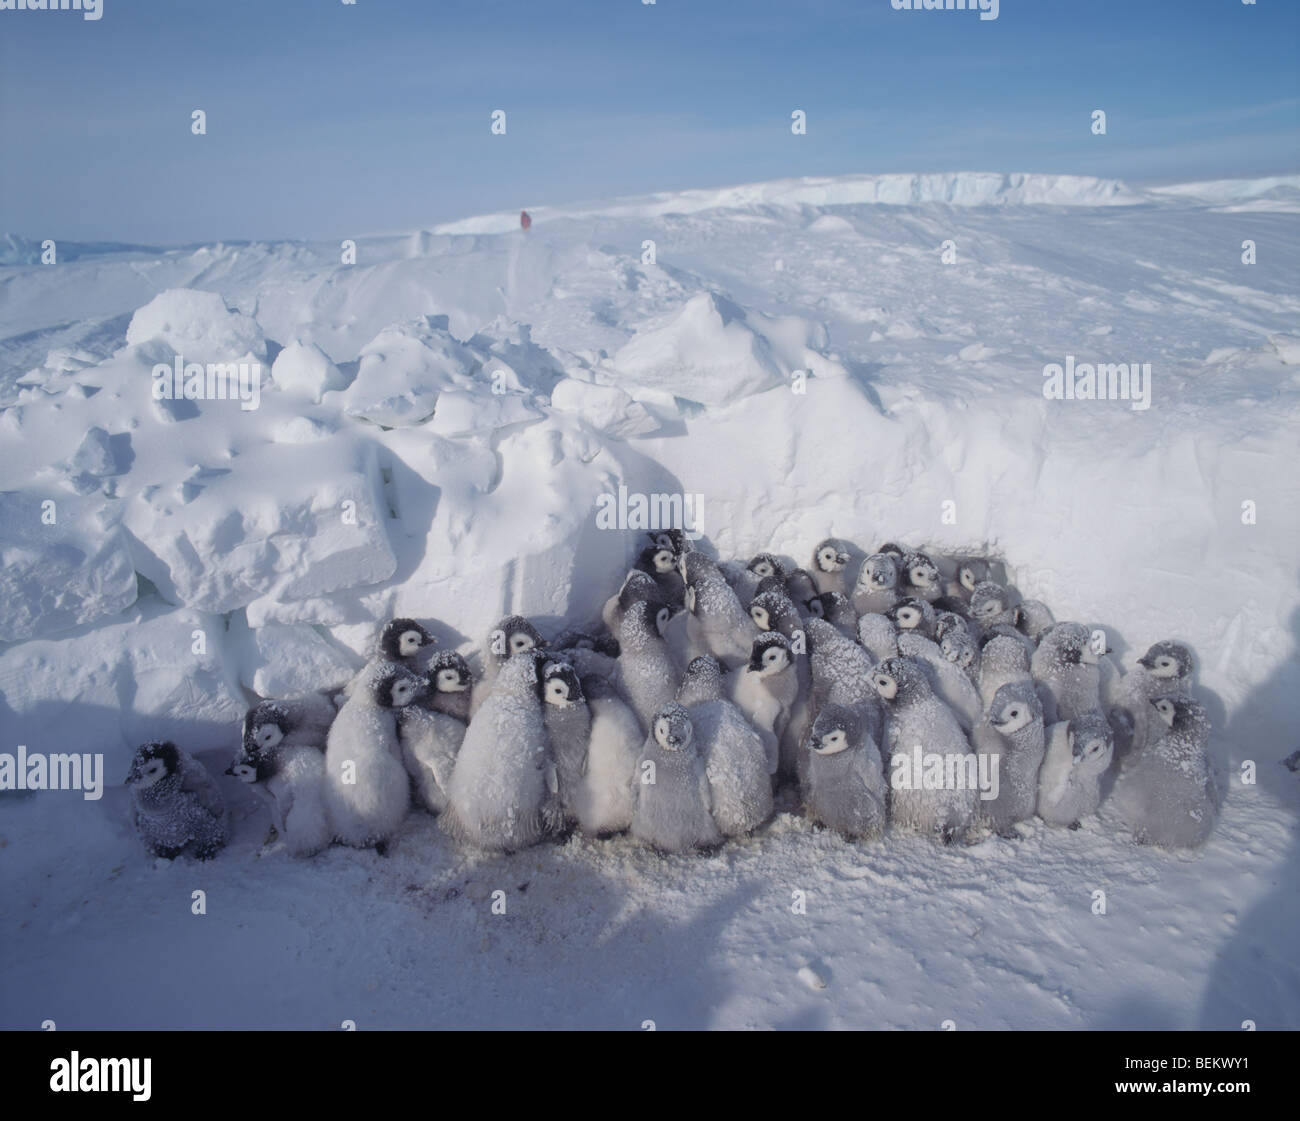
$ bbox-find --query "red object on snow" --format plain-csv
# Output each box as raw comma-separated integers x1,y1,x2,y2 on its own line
520,210,532,231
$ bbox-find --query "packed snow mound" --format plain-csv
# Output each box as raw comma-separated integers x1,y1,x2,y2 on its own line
270,342,346,402
434,172,1145,234
0,491,138,642
611,292,833,408
125,288,266,365
121,439,397,615
341,316,476,426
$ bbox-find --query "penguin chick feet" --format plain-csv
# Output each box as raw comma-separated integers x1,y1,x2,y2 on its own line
150,845,183,861
374,840,390,857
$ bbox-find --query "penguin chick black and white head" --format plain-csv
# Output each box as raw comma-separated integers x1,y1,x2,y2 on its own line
380,618,435,661
940,628,977,670
1068,711,1113,770
747,631,792,676
954,558,990,595
934,611,967,642
1039,622,1094,667
813,538,851,575
635,543,679,577
988,681,1042,733
1138,641,1194,681
428,651,473,693
890,597,936,636
871,657,929,704
370,665,427,709
749,590,791,632
969,582,1011,624
1149,693,1209,738
876,542,905,559
901,551,940,594
652,704,695,753
126,741,181,789
488,615,544,662
541,660,584,707
747,553,785,582
648,528,691,558
856,552,899,591
809,704,861,756
242,701,292,753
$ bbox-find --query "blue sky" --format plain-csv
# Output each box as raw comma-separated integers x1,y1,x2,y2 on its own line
1,0,1296,242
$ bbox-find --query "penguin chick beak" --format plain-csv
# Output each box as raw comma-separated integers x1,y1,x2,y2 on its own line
223,765,236,777
836,552,850,566
1137,654,1154,669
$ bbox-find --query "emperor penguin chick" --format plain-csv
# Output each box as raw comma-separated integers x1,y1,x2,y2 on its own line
470,615,544,716
1036,711,1114,828
901,551,943,603
1108,641,1195,760
445,652,561,852
978,634,1034,710
871,657,976,842
127,742,227,860
229,742,332,857
727,631,797,776
695,695,774,838
1032,622,1103,725
398,701,466,817
811,538,853,597
573,673,643,836
969,582,1018,631
1111,694,1217,848
616,599,679,733
898,629,983,733
243,695,335,754
803,704,887,842
324,662,427,853
631,704,723,853
682,552,758,671
343,618,436,698
852,552,901,617
971,682,1045,835
422,651,474,723
540,660,592,826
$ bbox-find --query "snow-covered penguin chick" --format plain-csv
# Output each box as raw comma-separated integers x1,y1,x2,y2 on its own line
1111,694,1217,848
871,657,976,842
540,660,591,825
243,695,335,753
901,551,942,602
1031,622,1103,725
1036,710,1113,828
344,618,435,699
470,615,545,715
852,552,900,617
422,651,474,722
398,699,467,817
445,652,562,852
573,673,643,837
1108,641,1195,759
631,703,723,854
803,704,887,841
324,662,426,854
728,631,796,776
971,682,1045,835
229,741,332,857
682,552,758,671
811,538,853,597
694,689,774,838
126,742,227,860
978,633,1033,710
969,582,1018,631
616,598,679,733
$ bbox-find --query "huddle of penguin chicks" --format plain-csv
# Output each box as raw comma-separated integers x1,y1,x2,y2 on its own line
124,530,1219,862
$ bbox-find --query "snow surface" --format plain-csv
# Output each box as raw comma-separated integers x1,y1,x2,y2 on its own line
1,170,1297,1029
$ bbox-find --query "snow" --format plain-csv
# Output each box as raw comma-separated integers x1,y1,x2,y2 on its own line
1,169,1298,1029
